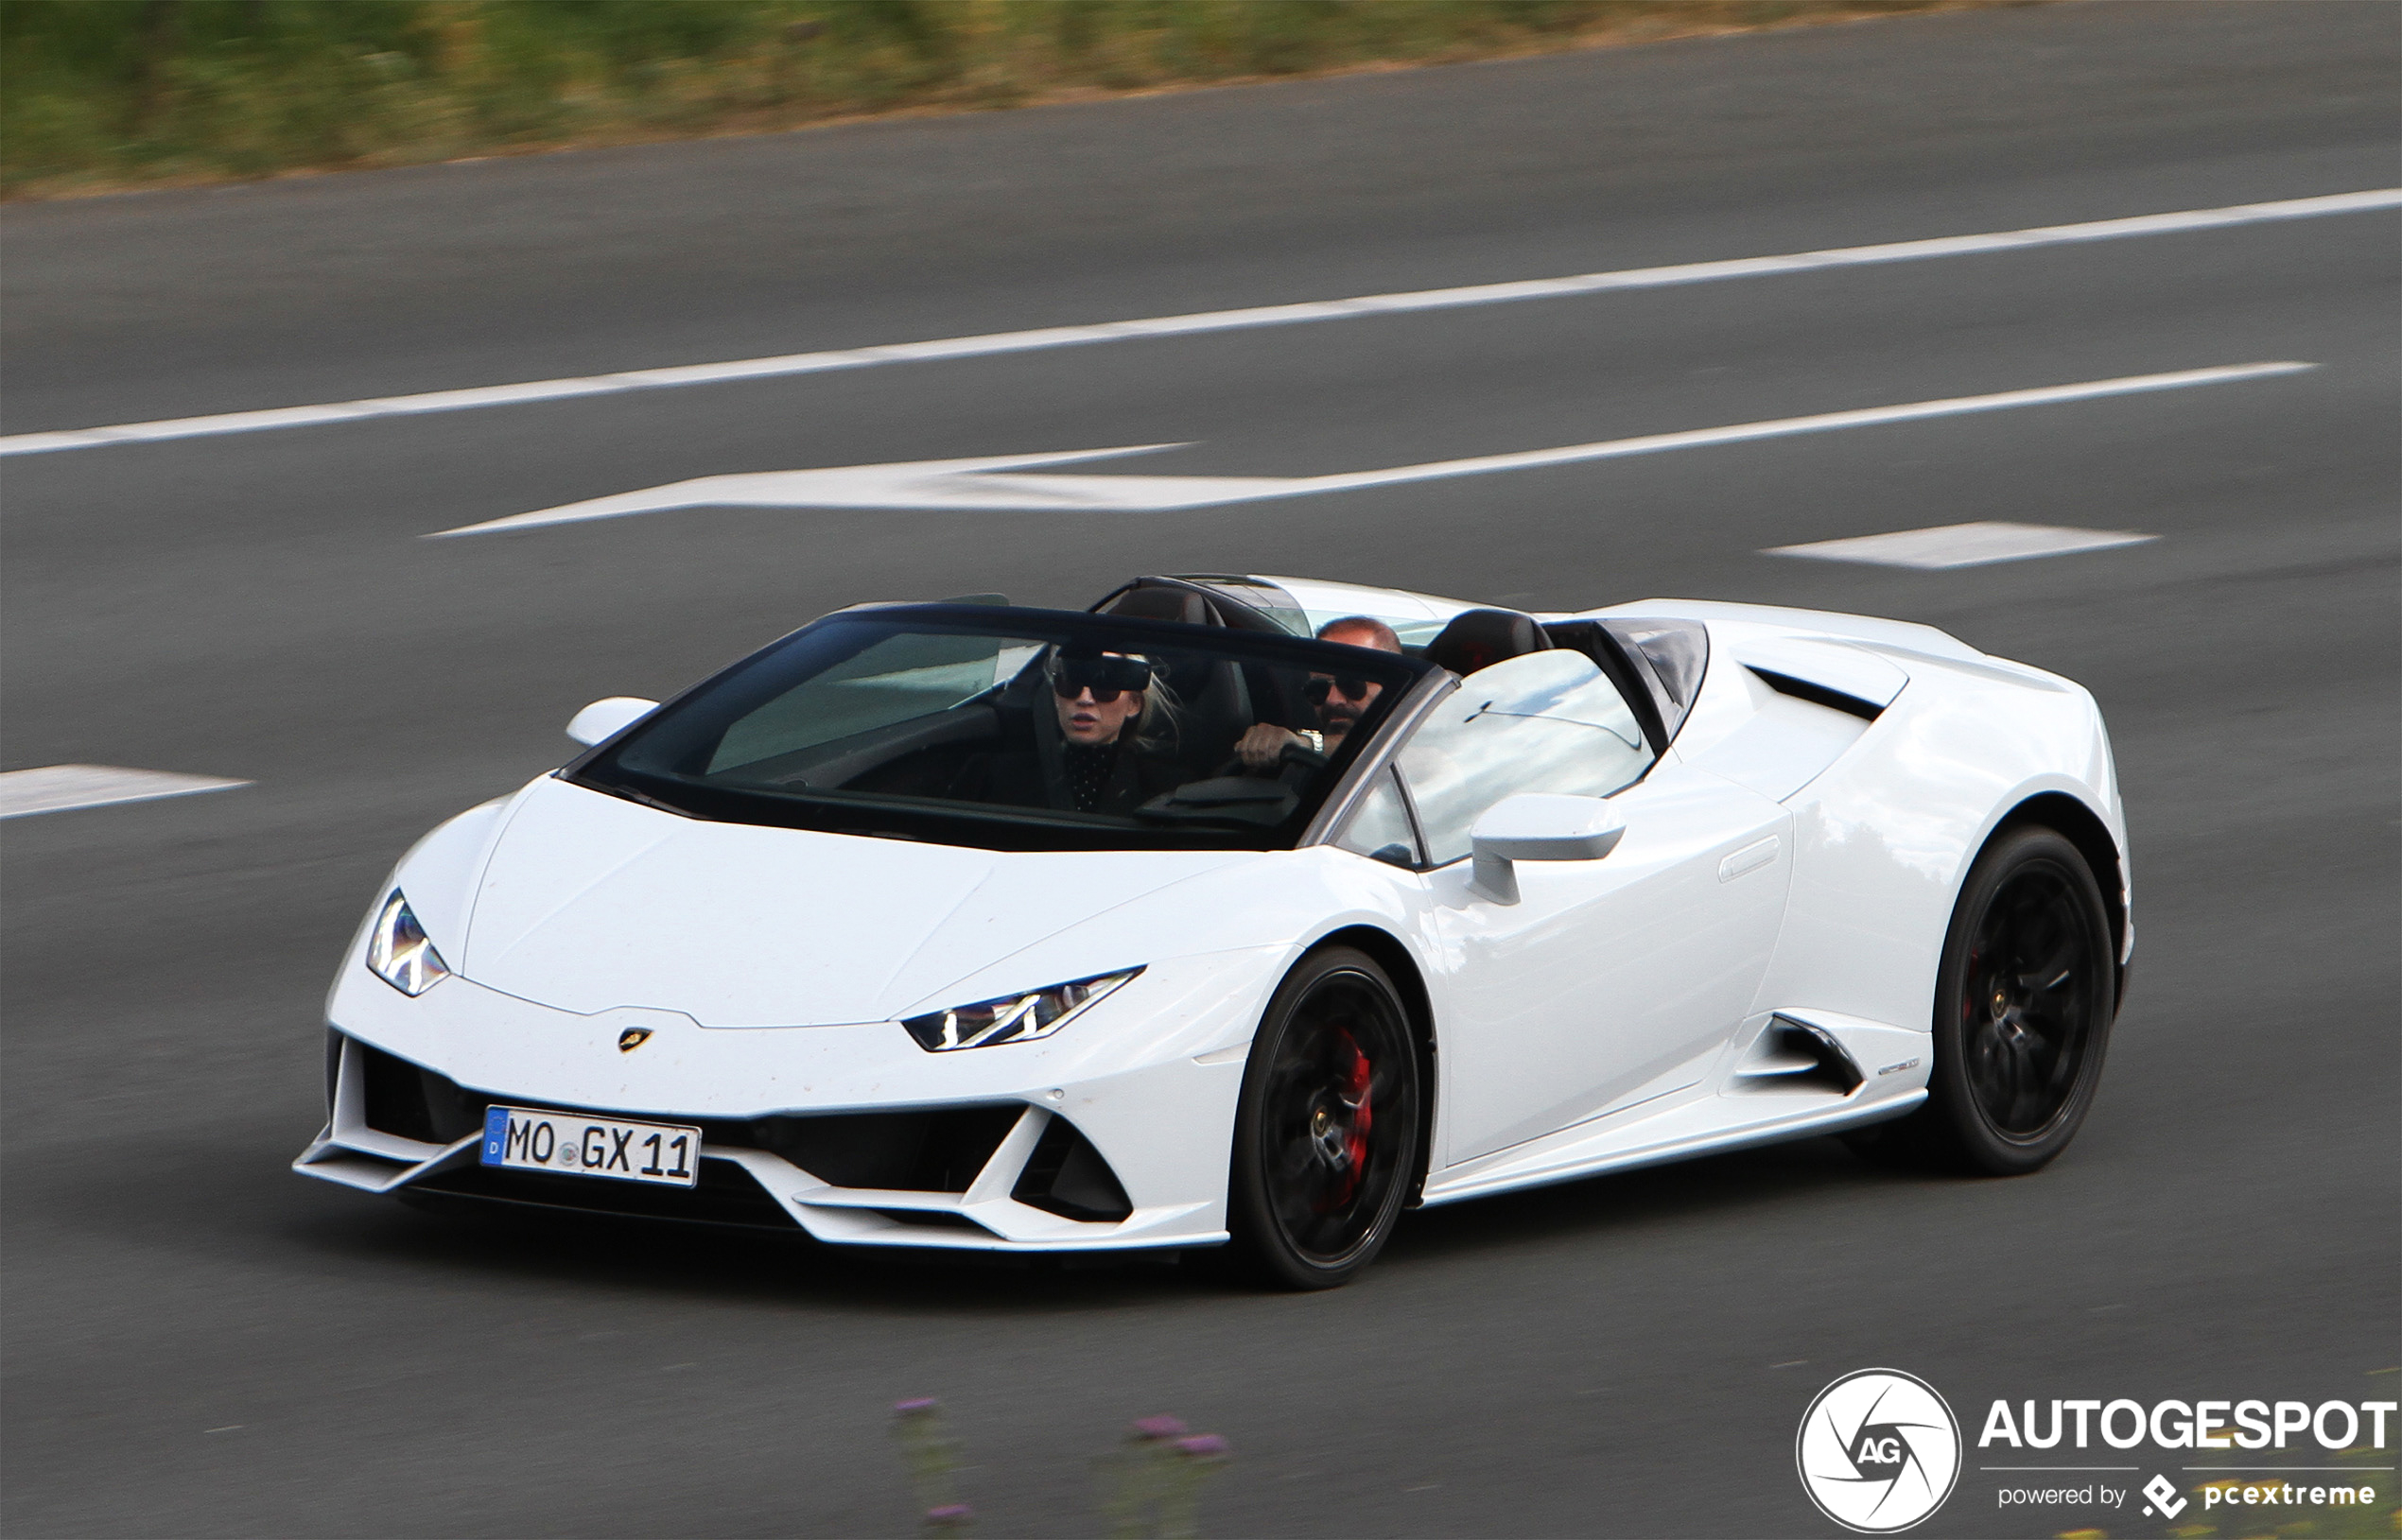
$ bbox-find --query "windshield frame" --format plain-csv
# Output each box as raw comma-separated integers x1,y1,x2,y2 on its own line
565,602,1436,853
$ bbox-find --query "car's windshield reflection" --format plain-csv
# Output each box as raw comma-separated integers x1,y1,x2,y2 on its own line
572,605,1430,851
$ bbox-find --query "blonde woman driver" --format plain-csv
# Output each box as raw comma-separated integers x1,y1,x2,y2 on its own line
942,647,1184,817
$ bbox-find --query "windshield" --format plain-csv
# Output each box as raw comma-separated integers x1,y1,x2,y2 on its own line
570,605,1430,851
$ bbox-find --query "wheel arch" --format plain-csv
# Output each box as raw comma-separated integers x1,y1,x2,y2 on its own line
1308,925,1438,1205
1985,791,2129,1011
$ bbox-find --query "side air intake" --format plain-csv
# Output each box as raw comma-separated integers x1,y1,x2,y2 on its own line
1747,666,1886,722
1732,1016,1865,1096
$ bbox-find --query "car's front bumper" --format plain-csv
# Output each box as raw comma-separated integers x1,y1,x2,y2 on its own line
294,953,1277,1253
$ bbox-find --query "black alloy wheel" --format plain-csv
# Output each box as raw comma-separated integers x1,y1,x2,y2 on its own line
1848,826,2116,1175
1218,947,1419,1289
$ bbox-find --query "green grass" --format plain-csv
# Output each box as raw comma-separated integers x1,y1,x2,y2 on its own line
1,0,1977,198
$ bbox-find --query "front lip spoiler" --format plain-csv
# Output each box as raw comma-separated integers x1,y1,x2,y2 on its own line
399,1154,809,1235
397,1184,808,1234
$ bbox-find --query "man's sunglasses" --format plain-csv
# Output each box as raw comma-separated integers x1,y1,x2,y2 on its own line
1050,653,1153,703
1303,675,1376,705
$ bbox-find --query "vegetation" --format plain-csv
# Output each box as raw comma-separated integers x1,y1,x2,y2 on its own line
3,0,1979,199
888,1398,1229,1537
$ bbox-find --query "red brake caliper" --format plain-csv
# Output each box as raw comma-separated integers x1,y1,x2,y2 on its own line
1337,1030,1372,1203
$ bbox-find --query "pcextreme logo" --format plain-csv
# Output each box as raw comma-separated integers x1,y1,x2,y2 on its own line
1797,1369,1964,1532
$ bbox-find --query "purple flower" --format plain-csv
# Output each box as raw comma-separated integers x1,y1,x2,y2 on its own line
1174,1433,1231,1460
1133,1414,1189,1440
925,1503,974,1521
894,1397,941,1416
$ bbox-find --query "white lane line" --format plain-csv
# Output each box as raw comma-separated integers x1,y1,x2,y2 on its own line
0,764,250,819
1766,521,2158,568
7,188,2392,459
439,361,2312,534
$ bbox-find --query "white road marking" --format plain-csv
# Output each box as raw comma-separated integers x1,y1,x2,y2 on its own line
437,361,2310,535
1765,521,2159,568
0,764,250,819
6,189,2391,459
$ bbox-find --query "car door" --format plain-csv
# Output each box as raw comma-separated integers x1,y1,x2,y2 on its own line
1396,651,1792,1166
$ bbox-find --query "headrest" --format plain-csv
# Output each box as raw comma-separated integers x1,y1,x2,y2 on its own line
1424,609,1550,676
1107,587,1215,625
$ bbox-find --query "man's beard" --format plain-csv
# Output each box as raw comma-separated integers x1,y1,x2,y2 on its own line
1322,705,1363,735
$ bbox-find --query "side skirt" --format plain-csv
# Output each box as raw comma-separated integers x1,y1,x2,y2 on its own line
1418,1088,1922,1208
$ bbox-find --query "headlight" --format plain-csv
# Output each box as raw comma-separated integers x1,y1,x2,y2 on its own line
365,890,451,996
902,969,1140,1051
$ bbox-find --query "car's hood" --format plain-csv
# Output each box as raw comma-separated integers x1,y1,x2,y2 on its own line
455,776,1251,1027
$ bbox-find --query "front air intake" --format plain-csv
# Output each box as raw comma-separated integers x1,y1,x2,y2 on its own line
347,1044,1058,1210
1011,1115,1133,1223
735,1107,1023,1192
356,1040,488,1145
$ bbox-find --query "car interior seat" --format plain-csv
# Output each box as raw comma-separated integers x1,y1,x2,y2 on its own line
1101,583,1258,770
1423,608,1552,676
1105,586,1215,626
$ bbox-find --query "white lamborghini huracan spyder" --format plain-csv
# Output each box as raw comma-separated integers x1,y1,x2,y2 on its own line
297,574,2131,1288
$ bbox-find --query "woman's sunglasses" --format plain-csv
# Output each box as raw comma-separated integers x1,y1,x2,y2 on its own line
1049,653,1153,703
1302,674,1375,705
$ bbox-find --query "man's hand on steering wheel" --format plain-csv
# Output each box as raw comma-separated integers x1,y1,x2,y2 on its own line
1232,723,1304,771
1224,725,1330,779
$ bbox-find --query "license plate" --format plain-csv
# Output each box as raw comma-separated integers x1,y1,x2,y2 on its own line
479,1105,701,1187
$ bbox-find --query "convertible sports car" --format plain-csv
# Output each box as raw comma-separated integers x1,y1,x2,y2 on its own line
296,573,2131,1289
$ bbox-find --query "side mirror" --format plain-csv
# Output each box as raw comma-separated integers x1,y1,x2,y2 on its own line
566,697,658,748
1469,792,1625,905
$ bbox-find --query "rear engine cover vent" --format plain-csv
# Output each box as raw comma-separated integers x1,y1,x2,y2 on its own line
1733,1016,1865,1096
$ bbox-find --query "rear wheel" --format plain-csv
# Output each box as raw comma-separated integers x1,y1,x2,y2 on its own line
1217,947,1419,1289
1848,826,2115,1175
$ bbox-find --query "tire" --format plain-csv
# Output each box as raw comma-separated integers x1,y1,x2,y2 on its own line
1216,947,1420,1289
1847,826,2116,1176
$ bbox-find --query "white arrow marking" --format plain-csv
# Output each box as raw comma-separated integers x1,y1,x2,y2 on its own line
0,765,249,819
434,361,2314,536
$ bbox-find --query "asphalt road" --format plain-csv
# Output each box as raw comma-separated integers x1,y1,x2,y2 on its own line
4,4,2395,1535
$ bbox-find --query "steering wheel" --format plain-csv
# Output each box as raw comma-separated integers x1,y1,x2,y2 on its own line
1212,737,1331,782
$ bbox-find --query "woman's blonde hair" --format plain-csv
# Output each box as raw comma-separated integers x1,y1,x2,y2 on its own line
1127,661,1184,753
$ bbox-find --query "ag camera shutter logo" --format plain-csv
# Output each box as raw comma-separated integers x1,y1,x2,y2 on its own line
1797,1369,1963,1532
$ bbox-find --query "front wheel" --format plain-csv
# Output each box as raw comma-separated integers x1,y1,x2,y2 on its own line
1218,947,1419,1289
1849,826,2116,1175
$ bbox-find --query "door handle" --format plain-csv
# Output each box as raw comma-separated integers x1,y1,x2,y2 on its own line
1718,836,1779,882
